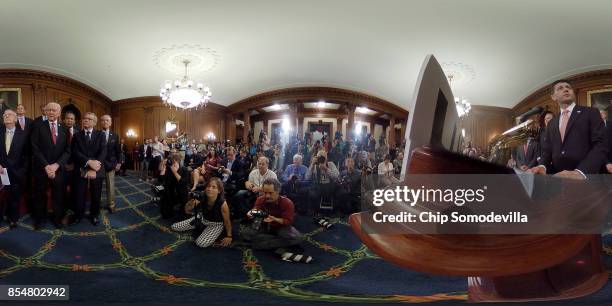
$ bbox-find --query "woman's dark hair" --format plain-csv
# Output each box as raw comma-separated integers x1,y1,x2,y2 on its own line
538,110,554,128
208,150,217,159
205,177,225,199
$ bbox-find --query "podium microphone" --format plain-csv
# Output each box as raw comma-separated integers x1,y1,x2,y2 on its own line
518,106,544,123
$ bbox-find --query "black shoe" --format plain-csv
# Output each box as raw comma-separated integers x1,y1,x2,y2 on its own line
107,206,116,214
9,221,17,229
89,217,99,226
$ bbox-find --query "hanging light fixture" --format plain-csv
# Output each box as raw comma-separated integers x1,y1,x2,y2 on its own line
160,59,212,110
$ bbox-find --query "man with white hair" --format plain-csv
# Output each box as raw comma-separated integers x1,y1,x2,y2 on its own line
281,154,309,213
100,115,121,213
0,110,29,229
30,102,71,230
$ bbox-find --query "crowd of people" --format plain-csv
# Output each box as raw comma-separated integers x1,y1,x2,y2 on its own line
132,127,405,262
0,100,405,264
0,102,127,230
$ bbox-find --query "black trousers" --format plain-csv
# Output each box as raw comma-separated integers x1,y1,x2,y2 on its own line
1,181,22,223
32,173,66,224
63,169,79,214
75,177,103,219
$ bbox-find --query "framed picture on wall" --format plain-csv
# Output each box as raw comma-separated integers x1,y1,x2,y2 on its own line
587,88,612,109
0,88,22,110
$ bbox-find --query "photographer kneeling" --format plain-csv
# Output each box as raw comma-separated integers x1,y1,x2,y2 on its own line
171,177,233,248
158,153,190,219
240,178,312,263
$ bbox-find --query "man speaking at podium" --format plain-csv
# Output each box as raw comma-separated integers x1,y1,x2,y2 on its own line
528,80,608,178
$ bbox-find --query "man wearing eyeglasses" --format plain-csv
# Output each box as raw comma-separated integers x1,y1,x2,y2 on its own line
71,112,106,226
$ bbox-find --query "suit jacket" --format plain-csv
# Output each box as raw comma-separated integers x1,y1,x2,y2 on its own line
0,104,8,123
539,105,608,174
66,126,81,166
220,157,244,184
71,129,107,178
0,127,29,182
102,130,121,171
31,115,47,130
30,120,71,175
605,121,612,164
120,143,128,163
16,116,33,134
512,138,539,168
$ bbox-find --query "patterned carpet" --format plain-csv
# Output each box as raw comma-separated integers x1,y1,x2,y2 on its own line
0,172,610,305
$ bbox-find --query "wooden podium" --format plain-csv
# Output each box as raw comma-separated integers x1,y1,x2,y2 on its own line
349,55,607,302
350,147,607,302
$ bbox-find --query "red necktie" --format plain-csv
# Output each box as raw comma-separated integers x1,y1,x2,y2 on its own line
68,128,73,144
51,122,57,145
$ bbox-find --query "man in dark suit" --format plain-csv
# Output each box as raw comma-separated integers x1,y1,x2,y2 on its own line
529,80,608,178
599,108,612,173
30,102,71,229
31,103,48,130
118,138,128,176
61,111,80,225
219,146,244,195
15,104,33,135
0,98,9,124
71,112,106,225
511,137,539,171
100,115,121,213
0,110,30,229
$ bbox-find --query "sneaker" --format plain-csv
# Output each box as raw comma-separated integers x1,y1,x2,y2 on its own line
280,251,313,264
314,217,332,229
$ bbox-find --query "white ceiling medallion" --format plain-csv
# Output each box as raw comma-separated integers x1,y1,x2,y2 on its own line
155,45,219,110
153,44,221,75
442,62,476,88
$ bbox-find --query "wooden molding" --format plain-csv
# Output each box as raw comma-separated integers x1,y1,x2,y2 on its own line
513,69,612,115
0,68,112,103
227,86,408,118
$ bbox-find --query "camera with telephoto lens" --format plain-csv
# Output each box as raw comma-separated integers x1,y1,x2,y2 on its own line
188,189,206,202
250,209,269,231
316,155,326,165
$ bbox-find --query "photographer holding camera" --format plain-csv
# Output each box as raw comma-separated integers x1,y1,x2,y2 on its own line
233,156,277,220
218,146,244,195
336,157,363,215
281,154,309,213
306,151,339,216
158,153,190,219
241,178,312,263
171,177,233,248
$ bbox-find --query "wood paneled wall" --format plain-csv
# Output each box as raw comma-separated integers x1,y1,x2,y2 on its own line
460,105,514,151
0,69,111,119
112,96,228,149
512,69,612,117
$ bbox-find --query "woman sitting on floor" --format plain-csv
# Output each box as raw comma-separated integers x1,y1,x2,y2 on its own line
171,177,233,248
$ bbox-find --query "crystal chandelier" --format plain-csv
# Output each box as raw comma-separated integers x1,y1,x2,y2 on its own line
160,59,212,110
455,97,471,118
